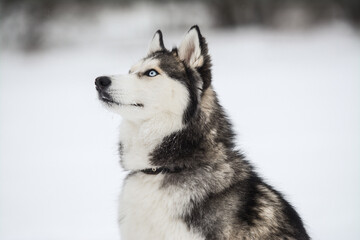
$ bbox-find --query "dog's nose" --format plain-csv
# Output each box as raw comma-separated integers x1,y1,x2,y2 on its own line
95,76,111,89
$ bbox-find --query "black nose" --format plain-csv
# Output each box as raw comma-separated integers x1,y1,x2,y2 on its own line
95,76,111,89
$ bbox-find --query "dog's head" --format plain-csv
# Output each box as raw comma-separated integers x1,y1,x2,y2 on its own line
95,26,211,124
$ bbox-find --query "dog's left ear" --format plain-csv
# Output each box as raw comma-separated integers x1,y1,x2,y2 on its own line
148,30,165,55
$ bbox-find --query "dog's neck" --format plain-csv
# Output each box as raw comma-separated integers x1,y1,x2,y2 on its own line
119,111,184,170
118,87,223,172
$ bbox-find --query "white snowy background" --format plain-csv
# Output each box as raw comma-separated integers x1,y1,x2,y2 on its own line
1,3,359,240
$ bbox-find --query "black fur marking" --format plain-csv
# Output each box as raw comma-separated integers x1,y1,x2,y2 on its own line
181,67,200,124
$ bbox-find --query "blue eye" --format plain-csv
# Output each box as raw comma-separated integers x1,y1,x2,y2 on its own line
146,69,159,77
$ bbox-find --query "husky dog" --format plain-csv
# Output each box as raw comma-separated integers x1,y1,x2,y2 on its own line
95,26,310,240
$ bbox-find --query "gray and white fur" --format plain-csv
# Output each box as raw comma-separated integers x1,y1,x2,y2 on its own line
95,25,310,240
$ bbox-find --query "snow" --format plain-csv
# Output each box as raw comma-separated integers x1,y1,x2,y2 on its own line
0,5,359,239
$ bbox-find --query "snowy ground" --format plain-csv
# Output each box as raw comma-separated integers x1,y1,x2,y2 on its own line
1,6,359,240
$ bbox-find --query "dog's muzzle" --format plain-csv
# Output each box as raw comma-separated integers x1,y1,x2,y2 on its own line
95,76,144,107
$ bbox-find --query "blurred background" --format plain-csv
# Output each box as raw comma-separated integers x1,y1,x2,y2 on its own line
0,0,359,239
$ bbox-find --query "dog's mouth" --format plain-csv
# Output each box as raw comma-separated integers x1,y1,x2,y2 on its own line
98,91,144,108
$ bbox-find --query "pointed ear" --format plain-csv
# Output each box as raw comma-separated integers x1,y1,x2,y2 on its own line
148,30,165,55
179,25,212,91
178,26,204,68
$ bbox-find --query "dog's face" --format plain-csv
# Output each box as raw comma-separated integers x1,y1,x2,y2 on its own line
96,26,211,123
96,51,189,122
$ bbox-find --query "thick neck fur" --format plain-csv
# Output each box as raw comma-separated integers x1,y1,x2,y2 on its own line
119,86,250,187
119,111,184,170
150,86,251,199
150,86,235,167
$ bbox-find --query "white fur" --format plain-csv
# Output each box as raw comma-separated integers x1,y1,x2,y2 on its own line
119,174,204,240
178,28,204,68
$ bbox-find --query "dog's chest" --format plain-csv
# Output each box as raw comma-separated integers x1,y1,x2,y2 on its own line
119,173,204,240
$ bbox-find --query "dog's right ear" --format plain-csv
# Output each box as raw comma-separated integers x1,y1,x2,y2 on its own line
148,30,165,55
179,25,212,91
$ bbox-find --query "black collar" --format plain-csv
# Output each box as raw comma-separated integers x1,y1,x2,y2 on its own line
141,166,184,175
